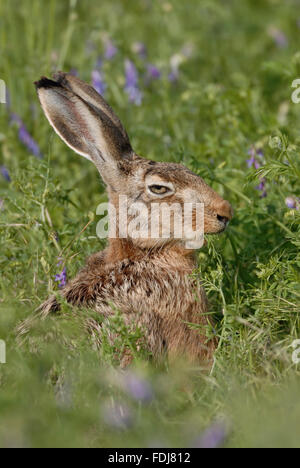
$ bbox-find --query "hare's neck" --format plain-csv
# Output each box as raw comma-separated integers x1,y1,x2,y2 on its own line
106,238,196,272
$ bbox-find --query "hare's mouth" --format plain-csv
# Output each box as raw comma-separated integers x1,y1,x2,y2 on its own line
217,214,230,227
204,213,231,235
216,215,230,233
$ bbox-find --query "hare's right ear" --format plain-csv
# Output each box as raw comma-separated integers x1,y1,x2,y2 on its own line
35,73,133,183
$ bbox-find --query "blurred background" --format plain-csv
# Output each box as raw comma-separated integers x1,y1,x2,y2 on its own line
0,0,300,448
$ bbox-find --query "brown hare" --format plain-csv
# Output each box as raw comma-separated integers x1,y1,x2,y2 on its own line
35,71,233,367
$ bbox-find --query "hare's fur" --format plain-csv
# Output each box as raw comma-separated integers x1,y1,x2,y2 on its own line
35,72,233,366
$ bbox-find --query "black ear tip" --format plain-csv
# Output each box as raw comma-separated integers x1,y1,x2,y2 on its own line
52,71,69,86
34,76,61,90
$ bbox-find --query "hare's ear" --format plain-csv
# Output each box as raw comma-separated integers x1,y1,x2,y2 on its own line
53,71,131,144
35,73,133,181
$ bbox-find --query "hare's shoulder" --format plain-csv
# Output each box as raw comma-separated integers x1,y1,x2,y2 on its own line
41,249,201,315
80,250,200,300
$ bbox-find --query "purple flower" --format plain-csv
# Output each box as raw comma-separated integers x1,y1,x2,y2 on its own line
285,197,299,210
104,39,118,60
256,149,264,159
125,59,138,88
10,112,22,126
146,64,161,82
0,166,11,182
18,125,43,159
246,147,263,169
102,401,133,430
69,68,78,76
268,27,288,48
92,70,106,96
10,113,43,158
124,59,143,106
246,155,261,169
194,422,228,448
247,148,267,197
54,267,67,288
132,42,148,60
168,70,179,83
255,178,267,198
122,372,154,403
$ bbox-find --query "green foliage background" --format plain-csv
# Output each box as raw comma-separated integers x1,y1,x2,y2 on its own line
0,0,300,448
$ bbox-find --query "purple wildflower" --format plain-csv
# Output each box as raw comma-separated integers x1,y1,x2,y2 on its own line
255,178,267,198
125,60,139,86
256,148,264,159
146,64,161,82
246,147,267,197
54,267,67,288
104,39,118,60
194,422,228,449
10,113,43,158
132,42,148,60
246,154,261,169
122,372,154,403
0,166,11,182
124,59,143,106
268,27,288,48
92,70,106,96
69,68,78,76
10,112,22,126
285,197,299,210
168,70,179,82
18,125,43,159
102,401,133,430
246,147,263,169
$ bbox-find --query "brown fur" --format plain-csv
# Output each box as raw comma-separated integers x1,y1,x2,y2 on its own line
35,72,233,367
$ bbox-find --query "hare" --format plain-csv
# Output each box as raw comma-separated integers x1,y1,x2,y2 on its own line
35,71,233,366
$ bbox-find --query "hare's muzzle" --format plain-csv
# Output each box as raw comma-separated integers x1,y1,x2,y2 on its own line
216,200,233,230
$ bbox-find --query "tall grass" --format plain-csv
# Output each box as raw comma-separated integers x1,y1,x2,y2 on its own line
0,0,300,447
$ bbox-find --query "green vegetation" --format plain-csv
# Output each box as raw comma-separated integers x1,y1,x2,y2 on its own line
0,0,300,448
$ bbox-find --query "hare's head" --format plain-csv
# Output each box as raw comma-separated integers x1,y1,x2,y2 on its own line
36,72,233,250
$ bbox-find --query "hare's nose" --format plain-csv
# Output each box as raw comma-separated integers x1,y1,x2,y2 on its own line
217,214,229,225
216,200,233,225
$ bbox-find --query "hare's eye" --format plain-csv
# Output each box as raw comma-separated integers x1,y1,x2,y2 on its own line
149,185,171,195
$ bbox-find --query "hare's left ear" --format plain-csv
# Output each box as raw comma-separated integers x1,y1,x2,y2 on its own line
35,72,133,184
